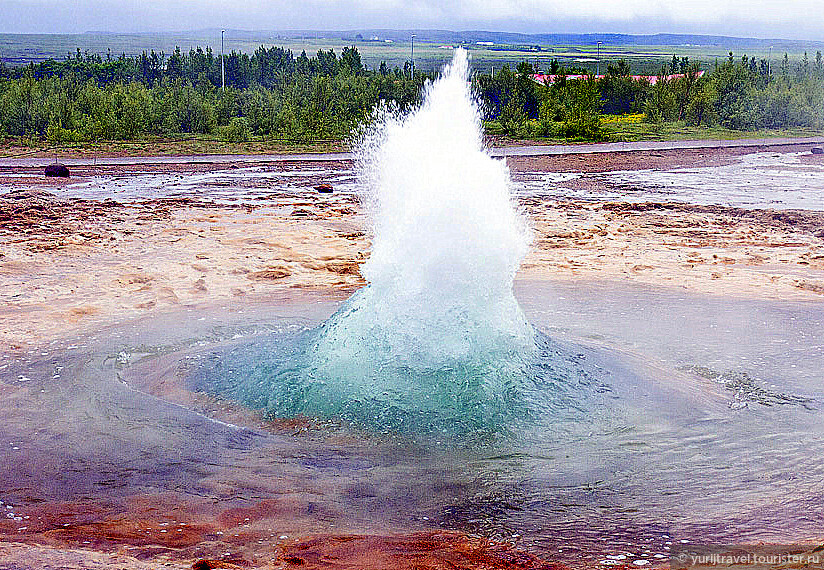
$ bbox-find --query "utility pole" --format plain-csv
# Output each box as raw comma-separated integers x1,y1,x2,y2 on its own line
410,34,416,78
221,30,225,92
596,41,602,76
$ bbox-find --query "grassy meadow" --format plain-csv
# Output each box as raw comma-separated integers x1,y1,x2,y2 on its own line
2,30,820,74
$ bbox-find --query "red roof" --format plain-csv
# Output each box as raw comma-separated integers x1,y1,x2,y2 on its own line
530,71,704,85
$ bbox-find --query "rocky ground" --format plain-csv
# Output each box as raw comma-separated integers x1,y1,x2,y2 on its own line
1,143,824,569
1,143,823,349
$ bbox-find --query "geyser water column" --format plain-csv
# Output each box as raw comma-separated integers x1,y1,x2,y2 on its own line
316,48,533,366
306,49,534,431
203,49,556,440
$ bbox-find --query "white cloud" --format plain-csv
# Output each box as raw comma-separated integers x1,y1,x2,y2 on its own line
1,0,823,40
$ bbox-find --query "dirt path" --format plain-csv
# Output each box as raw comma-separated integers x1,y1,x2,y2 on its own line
2,136,823,167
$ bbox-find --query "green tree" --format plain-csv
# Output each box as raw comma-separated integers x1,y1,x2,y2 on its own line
644,69,678,123
712,57,757,129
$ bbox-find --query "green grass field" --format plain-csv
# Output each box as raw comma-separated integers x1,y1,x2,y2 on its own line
1,31,819,75
4,121,822,159
602,121,824,142
483,113,824,145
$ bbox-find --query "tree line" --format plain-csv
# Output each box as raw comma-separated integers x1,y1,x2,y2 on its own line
1,46,823,144
0,46,427,143
477,52,824,139
0,45,398,88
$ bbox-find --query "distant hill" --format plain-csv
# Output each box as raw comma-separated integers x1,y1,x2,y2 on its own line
1,28,820,69
253,29,819,50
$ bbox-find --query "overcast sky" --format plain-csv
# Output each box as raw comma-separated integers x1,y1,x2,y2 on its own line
1,0,822,40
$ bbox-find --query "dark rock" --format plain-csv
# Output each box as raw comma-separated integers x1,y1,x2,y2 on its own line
191,560,246,570
315,183,333,193
45,163,70,177
812,147,824,155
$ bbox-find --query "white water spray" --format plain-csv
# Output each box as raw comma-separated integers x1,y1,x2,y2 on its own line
311,49,533,375
205,50,547,439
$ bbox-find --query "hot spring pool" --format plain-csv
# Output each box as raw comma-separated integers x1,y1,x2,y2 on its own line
2,283,822,567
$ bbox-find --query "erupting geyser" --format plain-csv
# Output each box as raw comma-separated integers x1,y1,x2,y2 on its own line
199,50,584,440
312,48,533,376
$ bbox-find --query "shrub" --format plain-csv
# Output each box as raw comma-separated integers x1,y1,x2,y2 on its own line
222,116,251,142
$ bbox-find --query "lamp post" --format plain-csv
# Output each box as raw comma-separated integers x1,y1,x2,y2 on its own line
221,30,225,92
596,41,602,76
411,34,416,78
